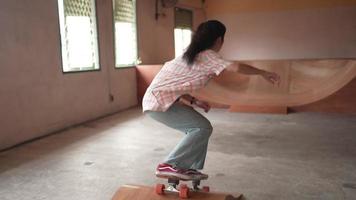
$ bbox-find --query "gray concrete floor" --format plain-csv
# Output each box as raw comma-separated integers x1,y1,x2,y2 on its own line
1,107,356,200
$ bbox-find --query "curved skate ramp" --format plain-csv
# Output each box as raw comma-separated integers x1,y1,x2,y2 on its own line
193,59,356,107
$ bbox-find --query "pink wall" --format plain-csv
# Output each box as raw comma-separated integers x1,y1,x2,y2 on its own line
202,0,356,113
0,0,137,150
205,0,356,60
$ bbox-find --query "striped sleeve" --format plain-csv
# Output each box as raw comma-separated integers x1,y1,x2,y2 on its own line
204,50,233,76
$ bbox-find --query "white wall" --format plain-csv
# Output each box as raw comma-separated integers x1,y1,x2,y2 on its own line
0,0,206,150
0,0,137,150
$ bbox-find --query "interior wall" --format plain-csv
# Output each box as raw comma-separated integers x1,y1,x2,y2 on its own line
0,0,137,150
137,0,205,64
135,1,356,114
204,0,356,60
202,0,356,113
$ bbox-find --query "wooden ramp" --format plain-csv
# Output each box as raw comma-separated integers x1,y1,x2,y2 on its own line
112,184,242,200
193,59,356,107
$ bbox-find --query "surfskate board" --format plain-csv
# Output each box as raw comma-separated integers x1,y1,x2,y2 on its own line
155,174,209,198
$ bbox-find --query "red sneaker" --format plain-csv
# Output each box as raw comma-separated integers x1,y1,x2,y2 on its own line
155,163,194,180
155,163,209,180
188,169,209,180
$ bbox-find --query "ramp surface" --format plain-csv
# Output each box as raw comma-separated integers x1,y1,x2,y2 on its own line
112,184,242,200
193,59,356,107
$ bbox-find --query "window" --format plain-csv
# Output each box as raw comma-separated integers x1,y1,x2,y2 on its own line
113,0,138,67
57,0,99,72
174,8,193,58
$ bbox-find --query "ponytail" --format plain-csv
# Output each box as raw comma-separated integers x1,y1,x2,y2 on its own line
183,20,226,64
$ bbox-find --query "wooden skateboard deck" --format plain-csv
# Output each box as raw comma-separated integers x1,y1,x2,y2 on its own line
112,184,242,200
155,175,209,198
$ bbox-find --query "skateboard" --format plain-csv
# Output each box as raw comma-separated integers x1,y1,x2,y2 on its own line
155,174,209,198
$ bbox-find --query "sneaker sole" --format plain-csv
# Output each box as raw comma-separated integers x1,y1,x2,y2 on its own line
156,171,208,181
156,171,193,181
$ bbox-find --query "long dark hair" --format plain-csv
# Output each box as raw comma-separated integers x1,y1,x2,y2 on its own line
183,20,226,65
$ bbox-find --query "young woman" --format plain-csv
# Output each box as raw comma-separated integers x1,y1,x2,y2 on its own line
143,20,280,180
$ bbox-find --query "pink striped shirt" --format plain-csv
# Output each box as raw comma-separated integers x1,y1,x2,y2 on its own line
142,49,233,112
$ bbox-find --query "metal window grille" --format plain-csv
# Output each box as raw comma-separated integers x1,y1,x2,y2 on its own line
175,7,193,29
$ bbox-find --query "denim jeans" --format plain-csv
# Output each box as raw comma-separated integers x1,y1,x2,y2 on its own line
145,102,213,170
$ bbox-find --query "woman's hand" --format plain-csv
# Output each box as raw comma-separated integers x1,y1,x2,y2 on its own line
261,71,281,86
194,100,211,113
234,63,281,86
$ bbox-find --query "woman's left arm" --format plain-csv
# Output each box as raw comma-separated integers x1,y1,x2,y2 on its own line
226,62,281,86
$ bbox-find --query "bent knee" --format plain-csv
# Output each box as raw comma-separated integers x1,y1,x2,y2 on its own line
200,123,213,136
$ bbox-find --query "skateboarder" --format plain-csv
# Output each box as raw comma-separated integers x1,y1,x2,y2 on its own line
143,20,280,181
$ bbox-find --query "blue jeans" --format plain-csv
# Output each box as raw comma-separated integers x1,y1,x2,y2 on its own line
145,102,213,170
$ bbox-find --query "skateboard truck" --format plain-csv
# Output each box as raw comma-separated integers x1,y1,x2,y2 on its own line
156,178,210,198
166,178,180,193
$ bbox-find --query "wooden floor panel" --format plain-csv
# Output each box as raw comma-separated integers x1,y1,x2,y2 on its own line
112,184,242,200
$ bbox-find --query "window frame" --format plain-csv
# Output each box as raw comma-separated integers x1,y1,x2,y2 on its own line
112,0,139,69
173,7,193,58
57,0,101,74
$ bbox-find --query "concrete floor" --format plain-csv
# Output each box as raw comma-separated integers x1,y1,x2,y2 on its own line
0,107,356,200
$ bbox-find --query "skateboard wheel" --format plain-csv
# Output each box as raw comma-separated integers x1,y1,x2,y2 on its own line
155,183,165,195
202,186,210,192
179,184,189,198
